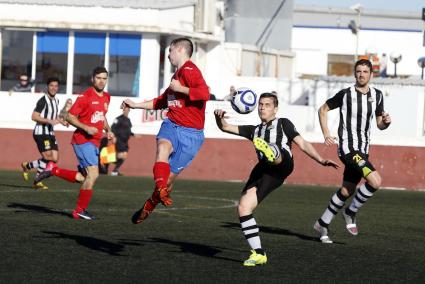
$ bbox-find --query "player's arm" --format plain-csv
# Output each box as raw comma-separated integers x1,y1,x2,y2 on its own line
66,113,98,135
318,103,337,146
376,112,391,130
293,135,339,168
31,111,59,126
214,109,239,135
375,93,391,130
103,117,114,140
122,98,154,110
172,69,209,101
32,99,59,126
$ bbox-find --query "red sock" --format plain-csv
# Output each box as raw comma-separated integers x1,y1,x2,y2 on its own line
52,167,78,183
75,189,93,212
153,162,170,189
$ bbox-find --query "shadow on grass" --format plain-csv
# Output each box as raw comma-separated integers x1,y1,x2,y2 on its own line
0,183,34,189
221,222,346,244
42,231,125,256
118,237,241,263
150,237,241,263
7,202,72,218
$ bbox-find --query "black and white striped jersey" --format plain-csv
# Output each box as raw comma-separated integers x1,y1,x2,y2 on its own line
238,118,300,161
33,94,59,136
326,85,384,156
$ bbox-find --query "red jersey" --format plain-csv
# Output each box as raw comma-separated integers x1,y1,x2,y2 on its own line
69,87,110,147
153,60,209,130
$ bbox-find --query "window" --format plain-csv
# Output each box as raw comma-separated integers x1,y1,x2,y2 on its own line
1,30,33,91
108,34,141,97
73,32,105,94
36,31,68,93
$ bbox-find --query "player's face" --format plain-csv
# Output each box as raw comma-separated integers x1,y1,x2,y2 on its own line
168,44,181,67
92,72,108,92
47,81,59,96
258,97,278,122
355,64,372,87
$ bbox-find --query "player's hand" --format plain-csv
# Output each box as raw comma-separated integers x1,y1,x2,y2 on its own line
169,79,182,92
382,111,391,125
50,119,60,126
106,131,115,140
324,135,337,146
122,99,135,109
320,159,340,169
85,126,98,135
214,109,229,119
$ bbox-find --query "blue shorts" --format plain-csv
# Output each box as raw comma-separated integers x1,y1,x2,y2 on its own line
157,119,204,174
72,142,99,168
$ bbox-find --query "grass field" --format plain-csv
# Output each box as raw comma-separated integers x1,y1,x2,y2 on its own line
0,170,424,283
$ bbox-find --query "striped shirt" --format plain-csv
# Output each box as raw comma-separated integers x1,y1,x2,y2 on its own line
326,85,384,155
238,118,300,161
33,94,59,136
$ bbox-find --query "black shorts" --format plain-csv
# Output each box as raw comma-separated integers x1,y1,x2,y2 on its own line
339,151,376,184
33,134,58,153
115,139,129,152
243,149,294,203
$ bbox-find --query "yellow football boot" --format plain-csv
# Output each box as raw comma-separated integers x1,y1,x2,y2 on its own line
243,250,267,267
253,137,276,163
33,182,48,190
21,162,29,181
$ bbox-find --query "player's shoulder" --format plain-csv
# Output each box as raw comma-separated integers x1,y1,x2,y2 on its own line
181,60,201,74
339,87,352,95
371,86,383,95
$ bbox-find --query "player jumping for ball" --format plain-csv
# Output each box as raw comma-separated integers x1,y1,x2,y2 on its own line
214,92,339,266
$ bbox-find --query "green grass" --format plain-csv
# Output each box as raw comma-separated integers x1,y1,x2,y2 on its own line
0,170,424,283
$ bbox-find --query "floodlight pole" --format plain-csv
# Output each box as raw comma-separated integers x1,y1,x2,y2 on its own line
356,11,360,60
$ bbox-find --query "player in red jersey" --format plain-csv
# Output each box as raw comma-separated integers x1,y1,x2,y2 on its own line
123,37,210,224
35,67,113,220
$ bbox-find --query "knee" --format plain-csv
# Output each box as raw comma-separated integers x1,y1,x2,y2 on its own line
340,187,354,198
85,171,99,184
368,173,382,190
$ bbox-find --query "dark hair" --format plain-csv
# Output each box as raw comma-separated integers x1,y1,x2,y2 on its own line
259,93,279,107
46,77,60,85
92,66,108,77
354,59,372,72
170,37,194,57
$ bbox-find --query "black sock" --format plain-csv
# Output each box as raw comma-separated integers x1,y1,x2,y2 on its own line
255,248,265,255
113,158,124,172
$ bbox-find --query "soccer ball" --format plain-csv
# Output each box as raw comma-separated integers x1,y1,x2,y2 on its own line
231,87,257,114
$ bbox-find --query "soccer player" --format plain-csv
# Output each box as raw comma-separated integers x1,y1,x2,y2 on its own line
35,67,113,220
110,105,134,176
21,77,64,189
214,93,339,266
122,37,209,224
313,59,392,243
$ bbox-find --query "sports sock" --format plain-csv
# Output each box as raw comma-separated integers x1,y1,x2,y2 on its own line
348,183,377,214
26,159,39,170
51,167,78,183
319,188,347,227
36,158,49,175
153,162,170,189
75,189,93,212
143,191,161,211
240,214,264,254
113,158,124,172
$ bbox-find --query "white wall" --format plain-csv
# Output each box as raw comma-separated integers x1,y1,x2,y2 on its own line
292,27,425,76
1,86,424,147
